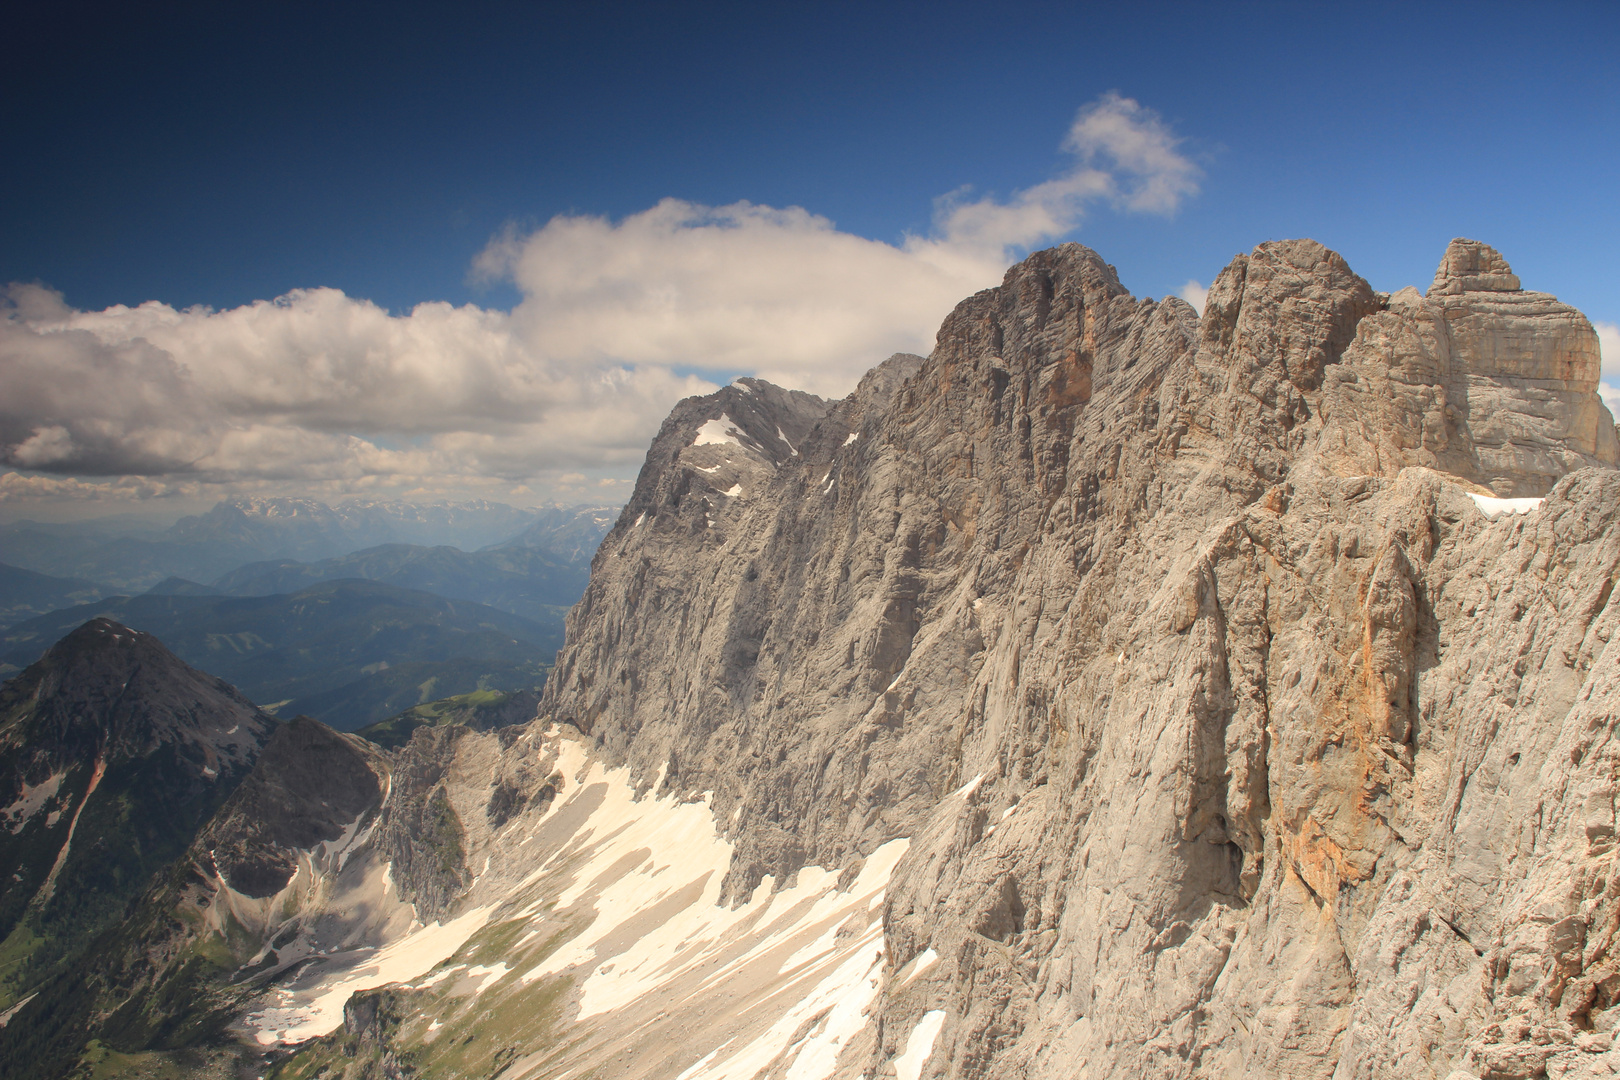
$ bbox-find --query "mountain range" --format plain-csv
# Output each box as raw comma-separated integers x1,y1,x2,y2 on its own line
212,541,589,626
0,580,558,731
0,500,615,594
0,563,110,630
3,237,1620,1080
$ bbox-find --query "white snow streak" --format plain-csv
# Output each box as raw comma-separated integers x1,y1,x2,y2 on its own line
1468,492,1544,517
516,741,910,1029
894,1011,946,1080
686,937,886,1080
900,948,938,984
239,904,494,1045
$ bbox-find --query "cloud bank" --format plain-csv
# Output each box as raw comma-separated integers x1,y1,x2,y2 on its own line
1,94,1199,507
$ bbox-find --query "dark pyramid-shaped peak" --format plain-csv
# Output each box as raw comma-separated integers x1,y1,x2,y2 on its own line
201,715,386,897
1,618,274,784
0,620,279,1015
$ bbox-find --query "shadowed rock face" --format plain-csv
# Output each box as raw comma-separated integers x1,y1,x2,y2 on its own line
200,716,385,898
535,238,1620,1079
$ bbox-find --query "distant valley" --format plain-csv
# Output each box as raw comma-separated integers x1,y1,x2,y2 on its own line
0,498,617,729
0,581,554,731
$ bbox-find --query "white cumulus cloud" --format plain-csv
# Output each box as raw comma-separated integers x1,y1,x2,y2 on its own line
1178,279,1209,315
1,93,1200,507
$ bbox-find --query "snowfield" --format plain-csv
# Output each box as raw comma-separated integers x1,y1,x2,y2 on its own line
252,728,916,1080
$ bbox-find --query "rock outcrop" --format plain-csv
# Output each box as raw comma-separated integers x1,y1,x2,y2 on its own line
1321,238,1617,496
528,237,1620,1079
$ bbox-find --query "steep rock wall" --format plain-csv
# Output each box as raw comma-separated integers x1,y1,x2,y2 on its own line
538,237,1620,1079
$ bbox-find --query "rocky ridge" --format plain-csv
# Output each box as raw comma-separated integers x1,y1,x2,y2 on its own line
530,237,1620,1079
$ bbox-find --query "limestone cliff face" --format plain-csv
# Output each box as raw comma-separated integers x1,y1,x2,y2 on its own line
540,238,1620,1079
1320,238,1617,498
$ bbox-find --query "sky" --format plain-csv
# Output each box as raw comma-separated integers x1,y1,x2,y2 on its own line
2,0,1617,520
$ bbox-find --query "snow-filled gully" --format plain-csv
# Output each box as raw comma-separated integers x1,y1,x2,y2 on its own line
249,729,913,1080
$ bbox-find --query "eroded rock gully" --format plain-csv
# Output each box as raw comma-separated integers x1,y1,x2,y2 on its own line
534,237,1620,1078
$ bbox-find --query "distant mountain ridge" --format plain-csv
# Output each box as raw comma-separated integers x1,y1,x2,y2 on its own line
212,541,593,624
0,580,558,731
165,496,546,557
0,498,619,592
0,562,110,630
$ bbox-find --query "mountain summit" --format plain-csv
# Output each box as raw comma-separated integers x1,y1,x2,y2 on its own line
0,618,274,1013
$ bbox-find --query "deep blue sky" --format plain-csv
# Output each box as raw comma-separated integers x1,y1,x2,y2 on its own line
6,0,1617,321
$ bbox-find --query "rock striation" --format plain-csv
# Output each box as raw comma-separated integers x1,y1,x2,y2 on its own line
1321,238,1616,497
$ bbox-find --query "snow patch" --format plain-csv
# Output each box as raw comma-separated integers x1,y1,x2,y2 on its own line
723,484,743,497
954,774,985,799
696,465,722,474
634,512,646,528
682,934,887,1080
465,962,511,993
3,771,65,833
894,1011,946,1080
776,426,799,456
514,752,910,1021
237,904,494,1046
843,432,859,446
901,948,938,984
677,1040,736,1080
1468,492,1544,517
694,415,745,448
407,964,462,990
317,812,374,872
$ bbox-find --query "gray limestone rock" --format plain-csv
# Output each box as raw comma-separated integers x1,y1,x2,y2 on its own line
532,237,1620,1079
